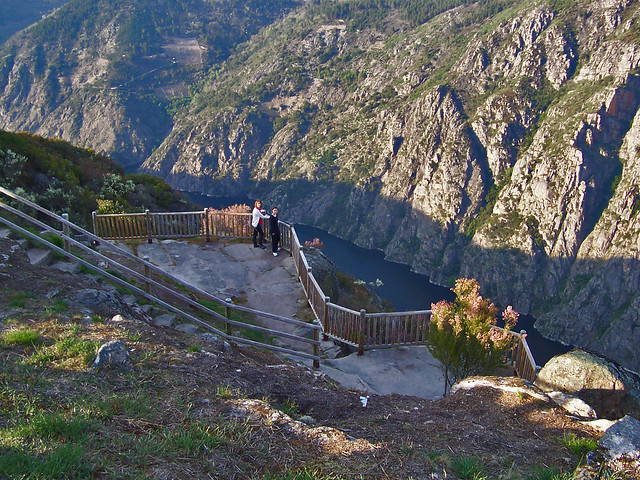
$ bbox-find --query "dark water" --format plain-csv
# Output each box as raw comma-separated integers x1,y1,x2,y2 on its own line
294,225,571,367
186,192,571,366
184,192,254,210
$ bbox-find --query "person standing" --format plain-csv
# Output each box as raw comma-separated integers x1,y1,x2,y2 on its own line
269,206,281,256
252,200,269,249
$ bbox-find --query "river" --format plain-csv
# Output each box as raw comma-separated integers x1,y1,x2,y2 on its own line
186,192,571,366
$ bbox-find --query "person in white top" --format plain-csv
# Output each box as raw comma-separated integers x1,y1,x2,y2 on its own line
251,200,270,249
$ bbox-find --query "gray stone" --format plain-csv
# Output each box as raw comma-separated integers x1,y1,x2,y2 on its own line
26,248,52,266
92,340,130,370
140,304,154,314
74,289,123,312
51,261,81,274
45,289,59,299
121,295,137,306
547,392,597,419
200,333,233,352
153,313,176,327
535,349,640,419
599,415,640,464
298,415,317,427
175,323,199,335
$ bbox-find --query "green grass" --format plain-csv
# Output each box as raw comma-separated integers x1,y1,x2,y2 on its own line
261,468,345,480
215,384,236,399
277,398,299,419
0,443,93,480
528,466,573,480
29,336,98,366
452,456,486,480
48,299,69,312
2,328,42,346
161,422,227,456
562,432,598,457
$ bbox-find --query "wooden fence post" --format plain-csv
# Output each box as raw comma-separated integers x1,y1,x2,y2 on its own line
145,209,153,244
358,309,366,356
313,321,320,369
323,296,330,341
91,211,98,237
143,255,150,293
204,208,210,243
225,304,232,336
61,213,70,252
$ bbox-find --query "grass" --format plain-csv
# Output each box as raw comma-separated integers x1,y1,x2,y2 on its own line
452,456,486,480
562,432,598,457
215,384,237,399
7,293,33,308
277,398,300,419
2,328,42,346
528,466,573,480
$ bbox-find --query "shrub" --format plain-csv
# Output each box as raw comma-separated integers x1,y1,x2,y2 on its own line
304,237,324,249
427,278,519,395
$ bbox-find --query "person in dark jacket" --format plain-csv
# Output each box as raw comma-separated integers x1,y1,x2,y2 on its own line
269,206,281,256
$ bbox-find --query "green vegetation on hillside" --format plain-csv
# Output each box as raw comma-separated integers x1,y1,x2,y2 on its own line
314,0,509,30
0,130,189,227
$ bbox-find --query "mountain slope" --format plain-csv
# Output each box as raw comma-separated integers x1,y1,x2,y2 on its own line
0,0,302,169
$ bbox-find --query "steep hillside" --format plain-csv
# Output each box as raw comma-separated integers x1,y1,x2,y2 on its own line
0,130,189,227
1,0,639,372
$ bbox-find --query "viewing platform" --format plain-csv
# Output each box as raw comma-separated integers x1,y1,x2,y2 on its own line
131,237,446,399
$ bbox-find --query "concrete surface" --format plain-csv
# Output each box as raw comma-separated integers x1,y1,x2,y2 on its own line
135,239,445,399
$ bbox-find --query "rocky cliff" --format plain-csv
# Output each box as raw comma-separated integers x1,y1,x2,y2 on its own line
1,0,639,372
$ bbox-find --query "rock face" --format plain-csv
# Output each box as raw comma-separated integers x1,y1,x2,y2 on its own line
535,349,640,420
2,0,640,371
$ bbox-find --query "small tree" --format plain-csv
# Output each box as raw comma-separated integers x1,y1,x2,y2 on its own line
427,278,519,395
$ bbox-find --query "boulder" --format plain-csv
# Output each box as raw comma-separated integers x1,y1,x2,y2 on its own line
535,349,640,419
175,323,199,335
153,313,176,328
599,415,640,471
92,340,130,370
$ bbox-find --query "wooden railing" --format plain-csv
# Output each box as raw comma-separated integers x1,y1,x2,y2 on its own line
0,187,321,366
92,208,539,381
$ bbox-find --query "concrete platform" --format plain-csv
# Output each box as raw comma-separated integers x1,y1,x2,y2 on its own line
135,239,445,399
